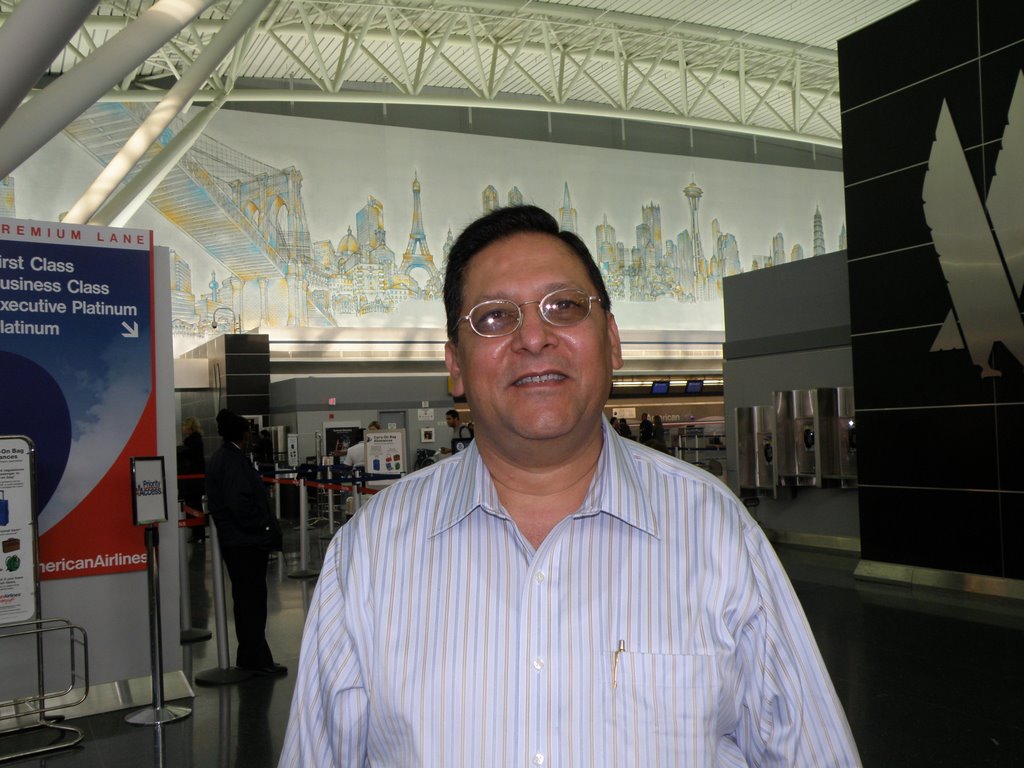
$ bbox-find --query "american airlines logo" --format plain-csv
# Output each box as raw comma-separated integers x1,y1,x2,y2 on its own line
922,71,1024,379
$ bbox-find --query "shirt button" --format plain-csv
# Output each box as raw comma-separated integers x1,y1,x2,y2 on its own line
532,657,544,671
534,571,545,583
533,754,545,765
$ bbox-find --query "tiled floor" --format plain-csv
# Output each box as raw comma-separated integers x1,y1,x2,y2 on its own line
4,521,1024,767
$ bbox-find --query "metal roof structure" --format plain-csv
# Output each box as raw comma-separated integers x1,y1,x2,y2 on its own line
4,0,914,151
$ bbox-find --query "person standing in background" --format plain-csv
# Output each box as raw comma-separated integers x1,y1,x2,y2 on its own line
638,412,654,442
178,416,206,541
205,409,286,677
440,408,474,454
341,421,381,470
652,413,666,443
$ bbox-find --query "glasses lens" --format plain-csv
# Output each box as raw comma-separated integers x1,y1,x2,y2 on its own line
470,300,520,337
541,289,591,326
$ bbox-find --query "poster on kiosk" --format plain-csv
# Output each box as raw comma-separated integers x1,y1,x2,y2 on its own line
0,217,155,581
0,435,37,625
365,430,406,475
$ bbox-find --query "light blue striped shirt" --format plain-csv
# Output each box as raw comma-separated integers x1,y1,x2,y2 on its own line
280,423,860,767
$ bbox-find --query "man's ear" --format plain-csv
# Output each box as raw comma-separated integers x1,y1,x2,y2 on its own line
607,313,624,371
444,340,466,397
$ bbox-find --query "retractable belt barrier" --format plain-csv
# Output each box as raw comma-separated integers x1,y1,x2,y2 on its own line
177,501,211,645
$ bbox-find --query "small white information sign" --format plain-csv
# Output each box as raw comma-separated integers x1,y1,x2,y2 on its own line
365,430,406,475
130,457,168,526
0,435,36,625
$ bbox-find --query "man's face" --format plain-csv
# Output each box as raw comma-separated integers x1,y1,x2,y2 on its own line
445,413,458,428
444,232,623,453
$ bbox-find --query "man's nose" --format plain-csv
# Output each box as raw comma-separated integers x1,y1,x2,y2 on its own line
513,301,556,351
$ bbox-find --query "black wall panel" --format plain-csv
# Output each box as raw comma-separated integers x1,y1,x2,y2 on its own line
840,64,981,186
840,0,1024,580
837,1,978,109
858,487,1003,577
846,247,950,336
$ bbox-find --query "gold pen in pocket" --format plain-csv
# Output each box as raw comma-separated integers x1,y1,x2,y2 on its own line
612,639,625,689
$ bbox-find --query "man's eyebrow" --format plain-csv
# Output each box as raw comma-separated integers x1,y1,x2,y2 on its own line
472,282,581,302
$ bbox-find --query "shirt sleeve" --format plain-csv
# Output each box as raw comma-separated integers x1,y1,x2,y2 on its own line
279,528,369,767
734,524,862,767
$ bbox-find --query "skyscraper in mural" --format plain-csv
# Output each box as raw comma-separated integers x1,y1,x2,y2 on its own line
482,185,498,212
508,186,523,207
813,205,826,256
641,202,663,261
357,196,386,252
683,181,705,296
559,182,578,233
771,232,786,265
596,214,618,268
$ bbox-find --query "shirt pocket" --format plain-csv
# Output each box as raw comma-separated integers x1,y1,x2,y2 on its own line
608,652,721,765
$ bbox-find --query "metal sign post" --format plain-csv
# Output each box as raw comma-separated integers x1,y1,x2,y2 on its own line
125,457,190,726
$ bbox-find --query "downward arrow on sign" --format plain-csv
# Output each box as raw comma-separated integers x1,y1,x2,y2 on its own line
121,321,139,338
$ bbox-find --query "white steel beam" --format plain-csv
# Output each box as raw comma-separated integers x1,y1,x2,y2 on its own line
64,0,273,225
0,0,98,129
0,0,218,179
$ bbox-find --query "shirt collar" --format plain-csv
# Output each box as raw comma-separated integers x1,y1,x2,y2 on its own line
429,419,660,539
585,418,660,538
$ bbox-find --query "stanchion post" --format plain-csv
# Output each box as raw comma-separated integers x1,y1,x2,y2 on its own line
326,486,335,532
274,466,282,520
194,509,253,686
125,525,191,725
288,479,319,579
179,501,211,645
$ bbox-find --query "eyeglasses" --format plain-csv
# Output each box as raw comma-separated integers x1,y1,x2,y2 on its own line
459,288,603,338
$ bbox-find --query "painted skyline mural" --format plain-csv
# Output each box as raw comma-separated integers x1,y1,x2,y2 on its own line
7,104,846,354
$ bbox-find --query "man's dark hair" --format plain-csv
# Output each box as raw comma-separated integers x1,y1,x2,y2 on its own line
443,205,612,342
446,409,460,420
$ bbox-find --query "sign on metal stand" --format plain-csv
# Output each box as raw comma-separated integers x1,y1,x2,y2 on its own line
0,435,87,760
124,457,190,726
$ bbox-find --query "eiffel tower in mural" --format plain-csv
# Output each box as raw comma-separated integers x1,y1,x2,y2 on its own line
402,173,439,281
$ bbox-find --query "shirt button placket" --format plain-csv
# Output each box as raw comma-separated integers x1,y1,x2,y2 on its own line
529,568,548,768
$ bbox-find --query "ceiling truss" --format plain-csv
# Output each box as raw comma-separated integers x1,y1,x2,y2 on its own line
19,0,844,148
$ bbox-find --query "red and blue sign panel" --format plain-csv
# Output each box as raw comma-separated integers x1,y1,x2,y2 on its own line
0,218,155,579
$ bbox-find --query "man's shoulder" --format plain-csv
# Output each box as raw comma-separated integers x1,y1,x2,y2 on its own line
615,438,741,507
356,455,467,527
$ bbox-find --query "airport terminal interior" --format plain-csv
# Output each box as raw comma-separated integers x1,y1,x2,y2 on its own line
3,0,1024,765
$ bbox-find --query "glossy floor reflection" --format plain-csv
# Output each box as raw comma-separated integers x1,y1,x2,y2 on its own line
4,522,1024,767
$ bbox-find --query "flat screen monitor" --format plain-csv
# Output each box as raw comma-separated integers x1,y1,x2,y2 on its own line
650,380,670,395
685,379,704,394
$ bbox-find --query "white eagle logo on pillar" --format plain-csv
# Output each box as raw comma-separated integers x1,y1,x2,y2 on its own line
923,71,1024,378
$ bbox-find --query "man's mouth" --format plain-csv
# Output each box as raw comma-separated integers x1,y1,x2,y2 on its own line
514,373,566,386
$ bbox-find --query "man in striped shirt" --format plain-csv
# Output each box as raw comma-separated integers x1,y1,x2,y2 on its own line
280,205,860,767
